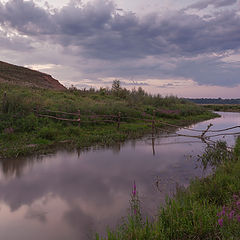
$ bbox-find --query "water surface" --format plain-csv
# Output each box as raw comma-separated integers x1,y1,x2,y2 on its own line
0,112,239,239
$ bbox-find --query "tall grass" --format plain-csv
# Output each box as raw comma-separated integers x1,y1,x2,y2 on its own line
0,82,217,158
0,82,209,117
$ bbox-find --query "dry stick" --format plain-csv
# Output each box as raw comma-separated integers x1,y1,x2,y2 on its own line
206,132,240,138
96,119,116,123
152,137,155,156
117,112,121,130
152,110,156,136
85,119,116,123
145,139,202,146
38,114,80,122
155,120,204,132
201,135,215,148
78,109,81,127
44,109,117,118
122,116,152,122
207,126,240,133
89,114,117,118
156,119,240,133
155,127,202,139
77,119,124,123
43,109,79,116
201,123,213,139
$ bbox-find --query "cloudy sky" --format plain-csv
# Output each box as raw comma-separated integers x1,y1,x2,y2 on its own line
0,0,240,97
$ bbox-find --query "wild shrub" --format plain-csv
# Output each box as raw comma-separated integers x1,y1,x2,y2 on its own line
14,114,39,132
38,126,59,141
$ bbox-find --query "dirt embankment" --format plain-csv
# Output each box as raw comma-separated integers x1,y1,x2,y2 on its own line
42,75,66,90
0,60,66,90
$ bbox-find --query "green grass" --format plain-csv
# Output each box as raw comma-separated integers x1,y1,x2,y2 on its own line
0,82,218,158
97,140,240,240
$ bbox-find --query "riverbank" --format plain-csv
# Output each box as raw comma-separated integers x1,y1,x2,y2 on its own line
202,104,240,112
0,111,217,159
98,139,240,240
0,82,218,158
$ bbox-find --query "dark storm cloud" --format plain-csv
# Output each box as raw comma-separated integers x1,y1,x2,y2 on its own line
1,0,240,59
0,0,53,34
187,0,237,10
1,0,240,86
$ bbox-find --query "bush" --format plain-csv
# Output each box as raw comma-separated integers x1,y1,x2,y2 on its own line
38,127,59,141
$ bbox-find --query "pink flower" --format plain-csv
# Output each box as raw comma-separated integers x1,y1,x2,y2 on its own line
228,210,235,219
233,194,238,200
221,206,226,216
218,209,225,216
218,218,223,227
134,208,137,215
132,181,136,197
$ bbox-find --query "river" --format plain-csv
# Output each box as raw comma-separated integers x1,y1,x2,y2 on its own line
0,112,239,239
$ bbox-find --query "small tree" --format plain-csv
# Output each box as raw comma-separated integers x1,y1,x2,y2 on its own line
112,79,121,92
111,79,121,97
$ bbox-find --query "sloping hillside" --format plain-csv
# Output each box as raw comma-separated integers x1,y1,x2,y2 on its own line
0,61,66,90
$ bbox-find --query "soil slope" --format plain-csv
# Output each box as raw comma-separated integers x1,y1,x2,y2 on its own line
0,61,66,90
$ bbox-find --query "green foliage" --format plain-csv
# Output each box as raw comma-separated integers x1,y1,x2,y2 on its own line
15,114,39,132
38,126,59,141
0,81,216,158
198,141,234,170
112,80,121,92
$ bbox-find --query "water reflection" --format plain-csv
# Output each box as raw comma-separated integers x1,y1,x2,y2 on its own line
0,112,239,240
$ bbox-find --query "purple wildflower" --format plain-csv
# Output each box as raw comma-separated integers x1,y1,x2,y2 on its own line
233,194,238,200
134,208,137,215
221,206,226,216
228,210,235,219
132,181,136,197
219,209,226,216
218,218,223,227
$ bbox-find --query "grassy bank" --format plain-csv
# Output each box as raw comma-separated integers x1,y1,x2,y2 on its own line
0,82,217,158
97,140,240,240
202,104,240,112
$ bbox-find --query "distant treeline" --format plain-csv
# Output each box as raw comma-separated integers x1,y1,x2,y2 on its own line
187,98,240,105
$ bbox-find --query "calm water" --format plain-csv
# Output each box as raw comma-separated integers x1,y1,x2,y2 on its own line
0,112,239,240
